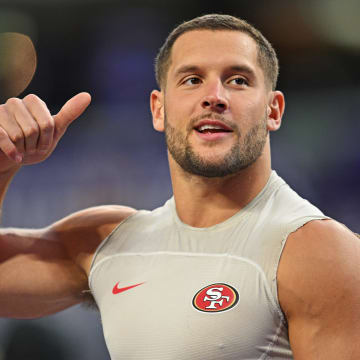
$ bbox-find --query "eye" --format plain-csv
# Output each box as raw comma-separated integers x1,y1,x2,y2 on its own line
228,77,248,86
182,77,202,86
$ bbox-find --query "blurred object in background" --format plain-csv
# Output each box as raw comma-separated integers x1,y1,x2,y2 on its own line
0,32,37,102
304,0,360,50
0,9,38,102
256,0,360,90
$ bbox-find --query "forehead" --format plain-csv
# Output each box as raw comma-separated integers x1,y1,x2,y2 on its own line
169,30,260,76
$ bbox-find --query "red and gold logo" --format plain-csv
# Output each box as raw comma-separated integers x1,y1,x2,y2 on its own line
192,283,239,313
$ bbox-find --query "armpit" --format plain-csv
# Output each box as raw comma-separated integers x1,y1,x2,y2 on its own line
80,289,99,311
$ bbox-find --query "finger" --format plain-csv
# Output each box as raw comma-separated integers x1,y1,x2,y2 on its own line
0,126,23,163
0,105,25,154
6,97,39,153
22,94,54,153
53,92,91,139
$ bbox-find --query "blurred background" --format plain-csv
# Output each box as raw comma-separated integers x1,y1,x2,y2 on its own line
0,0,359,358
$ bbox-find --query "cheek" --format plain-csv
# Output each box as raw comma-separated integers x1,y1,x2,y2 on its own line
234,95,266,121
165,91,197,125
242,92,266,110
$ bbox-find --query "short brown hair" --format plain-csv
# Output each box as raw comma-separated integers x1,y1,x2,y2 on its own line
155,14,279,90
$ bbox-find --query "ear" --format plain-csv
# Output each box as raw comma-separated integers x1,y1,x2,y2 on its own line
150,90,165,132
266,90,285,132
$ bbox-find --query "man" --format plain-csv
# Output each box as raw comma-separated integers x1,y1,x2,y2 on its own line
0,14,359,359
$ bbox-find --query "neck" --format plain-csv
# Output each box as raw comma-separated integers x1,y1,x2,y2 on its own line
169,143,272,228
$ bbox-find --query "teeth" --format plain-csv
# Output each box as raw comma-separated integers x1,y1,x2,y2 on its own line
198,125,223,131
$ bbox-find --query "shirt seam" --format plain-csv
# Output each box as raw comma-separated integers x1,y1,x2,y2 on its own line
258,317,285,359
88,210,146,289
89,251,273,301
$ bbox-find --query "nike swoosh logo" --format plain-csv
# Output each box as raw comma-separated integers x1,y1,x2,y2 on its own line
112,282,145,295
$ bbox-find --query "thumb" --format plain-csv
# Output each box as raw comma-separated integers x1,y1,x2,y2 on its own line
53,92,91,137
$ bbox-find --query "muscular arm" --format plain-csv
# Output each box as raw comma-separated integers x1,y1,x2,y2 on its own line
278,220,360,359
0,205,135,319
0,93,137,318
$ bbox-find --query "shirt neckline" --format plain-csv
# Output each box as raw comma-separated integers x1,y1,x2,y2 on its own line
168,170,283,232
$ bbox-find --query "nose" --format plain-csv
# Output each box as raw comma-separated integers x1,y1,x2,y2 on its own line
201,81,229,113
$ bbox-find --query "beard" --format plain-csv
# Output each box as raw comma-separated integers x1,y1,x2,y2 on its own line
164,111,268,178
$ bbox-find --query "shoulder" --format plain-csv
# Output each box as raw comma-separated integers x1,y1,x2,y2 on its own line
257,174,325,227
278,219,360,315
46,205,137,274
50,204,137,232
277,219,360,353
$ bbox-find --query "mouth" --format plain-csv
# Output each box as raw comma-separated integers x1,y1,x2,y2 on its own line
194,120,233,134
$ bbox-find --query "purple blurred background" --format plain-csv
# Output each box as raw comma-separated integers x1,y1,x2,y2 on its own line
0,0,359,359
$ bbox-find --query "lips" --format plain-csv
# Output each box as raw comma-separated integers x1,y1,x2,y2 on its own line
194,120,233,134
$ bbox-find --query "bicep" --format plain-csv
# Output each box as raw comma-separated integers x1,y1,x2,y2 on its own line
0,227,88,318
288,287,360,359
278,220,360,359
0,205,135,318
50,204,136,273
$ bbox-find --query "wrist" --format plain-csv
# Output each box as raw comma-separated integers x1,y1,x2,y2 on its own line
0,164,21,179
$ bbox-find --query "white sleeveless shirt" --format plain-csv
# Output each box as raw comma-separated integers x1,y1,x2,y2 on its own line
89,171,328,359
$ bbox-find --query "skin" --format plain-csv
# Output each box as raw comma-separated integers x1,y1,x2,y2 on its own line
152,33,360,358
0,28,359,359
151,30,284,227
0,94,135,317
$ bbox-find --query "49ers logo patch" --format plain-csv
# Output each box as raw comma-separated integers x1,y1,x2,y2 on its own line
192,283,239,313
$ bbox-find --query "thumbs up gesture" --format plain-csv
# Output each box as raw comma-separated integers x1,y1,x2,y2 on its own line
0,92,91,173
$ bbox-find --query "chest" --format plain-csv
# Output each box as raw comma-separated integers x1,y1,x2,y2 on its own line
92,252,291,359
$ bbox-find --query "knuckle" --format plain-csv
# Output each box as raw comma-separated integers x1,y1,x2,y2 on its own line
40,118,54,134
11,131,24,143
6,97,21,107
23,124,39,138
0,127,7,138
0,105,7,116
23,93,40,104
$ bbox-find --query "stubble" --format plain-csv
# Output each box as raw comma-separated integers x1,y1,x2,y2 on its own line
164,111,268,178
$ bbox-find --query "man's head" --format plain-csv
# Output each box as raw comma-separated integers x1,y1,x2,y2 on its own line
150,15,285,179
155,14,279,91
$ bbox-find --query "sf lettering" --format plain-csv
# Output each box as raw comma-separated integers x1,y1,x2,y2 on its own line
203,287,230,309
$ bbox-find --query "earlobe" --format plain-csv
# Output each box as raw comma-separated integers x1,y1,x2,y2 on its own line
150,90,165,132
267,91,285,132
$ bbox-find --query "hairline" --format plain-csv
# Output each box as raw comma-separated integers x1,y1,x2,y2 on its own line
163,28,272,91
157,26,277,92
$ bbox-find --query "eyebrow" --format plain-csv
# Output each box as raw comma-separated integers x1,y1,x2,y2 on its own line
173,65,201,78
227,65,256,78
173,64,257,79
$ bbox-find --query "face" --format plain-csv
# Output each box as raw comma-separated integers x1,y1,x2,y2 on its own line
151,30,283,178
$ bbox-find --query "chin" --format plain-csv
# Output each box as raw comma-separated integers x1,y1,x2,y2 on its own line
195,148,232,163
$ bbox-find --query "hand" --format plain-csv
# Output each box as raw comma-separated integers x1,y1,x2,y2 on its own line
0,92,91,173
